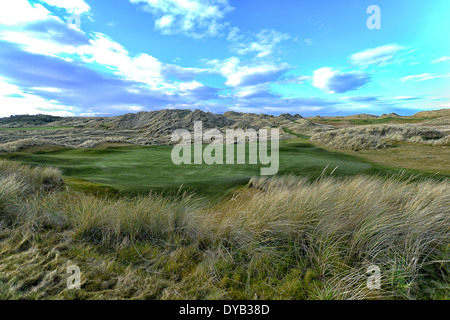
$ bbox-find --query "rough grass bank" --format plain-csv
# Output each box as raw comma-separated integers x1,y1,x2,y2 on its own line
0,160,448,300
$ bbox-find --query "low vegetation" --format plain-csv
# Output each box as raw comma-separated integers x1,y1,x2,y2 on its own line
0,160,448,299
311,124,448,151
0,138,60,153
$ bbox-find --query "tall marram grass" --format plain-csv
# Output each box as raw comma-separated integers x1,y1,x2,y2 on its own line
311,124,448,150
1,159,449,299
0,160,63,229
26,191,204,245
0,138,59,152
215,174,449,298
0,160,63,193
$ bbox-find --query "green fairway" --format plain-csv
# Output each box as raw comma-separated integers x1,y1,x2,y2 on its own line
7,141,399,200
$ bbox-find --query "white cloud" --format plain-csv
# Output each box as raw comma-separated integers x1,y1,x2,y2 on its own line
80,33,214,100
432,56,450,64
0,28,85,56
351,44,406,67
233,84,274,99
179,80,203,93
0,79,22,96
0,0,50,25
313,67,370,94
0,1,88,57
231,29,290,58
226,27,241,42
313,68,335,92
278,75,311,85
81,33,167,89
208,57,290,87
31,87,63,93
39,0,91,13
128,106,145,111
106,21,118,27
401,73,450,82
0,79,75,117
304,38,313,47
156,15,174,28
394,96,417,100
129,0,234,38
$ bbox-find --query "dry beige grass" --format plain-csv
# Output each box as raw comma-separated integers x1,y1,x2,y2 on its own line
311,124,448,150
0,159,63,193
352,143,450,174
0,138,60,153
77,137,129,148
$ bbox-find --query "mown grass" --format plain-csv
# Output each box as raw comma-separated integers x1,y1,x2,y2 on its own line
9,141,448,202
281,127,311,140
5,142,384,201
0,160,448,300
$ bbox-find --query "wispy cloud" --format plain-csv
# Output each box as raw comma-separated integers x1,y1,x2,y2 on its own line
229,29,290,58
39,0,91,13
129,0,234,38
432,56,450,64
401,73,450,82
346,96,380,103
394,96,421,101
351,44,406,67
233,84,277,99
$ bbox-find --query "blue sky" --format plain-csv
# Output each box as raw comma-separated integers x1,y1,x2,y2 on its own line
0,0,449,117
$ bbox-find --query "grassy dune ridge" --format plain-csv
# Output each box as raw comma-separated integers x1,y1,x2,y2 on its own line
310,124,449,151
0,160,448,299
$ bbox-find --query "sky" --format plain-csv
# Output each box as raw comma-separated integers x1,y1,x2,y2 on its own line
0,0,449,117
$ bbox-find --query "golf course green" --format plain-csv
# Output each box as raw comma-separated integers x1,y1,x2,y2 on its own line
6,139,395,200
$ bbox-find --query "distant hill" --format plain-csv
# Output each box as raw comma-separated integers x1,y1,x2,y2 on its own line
0,108,448,131
0,109,303,131
0,108,447,150
413,109,450,118
379,113,401,119
109,109,235,134
0,114,63,127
